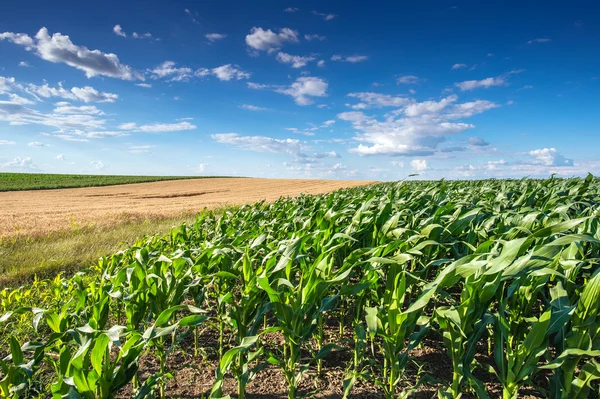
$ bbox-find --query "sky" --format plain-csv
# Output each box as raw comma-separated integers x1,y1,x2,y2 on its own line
0,1,599,180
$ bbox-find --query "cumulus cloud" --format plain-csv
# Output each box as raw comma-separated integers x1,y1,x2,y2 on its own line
149,61,193,81
113,25,126,37
346,92,410,109
240,104,269,111
90,160,105,169
212,133,305,154
0,32,35,48
396,75,420,84
455,77,506,91
317,60,325,67
28,141,46,146
56,154,65,160
149,61,249,82
312,11,337,21
1,156,37,170
304,34,326,41
53,102,104,115
452,63,466,70
528,148,573,166
0,100,108,132
0,28,143,80
284,7,299,12
410,159,428,171
132,32,152,40
118,121,197,133
211,64,250,81
468,136,490,146
276,52,316,68
275,76,328,105
136,83,152,88
331,54,368,63
24,82,118,103
340,93,499,156
18,61,31,68
404,95,458,116
455,70,523,91
205,33,227,42
245,27,299,52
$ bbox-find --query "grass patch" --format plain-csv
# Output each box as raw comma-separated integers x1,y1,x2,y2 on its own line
0,172,237,191
0,212,209,287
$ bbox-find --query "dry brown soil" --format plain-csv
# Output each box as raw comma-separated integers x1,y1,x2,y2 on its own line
0,178,374,238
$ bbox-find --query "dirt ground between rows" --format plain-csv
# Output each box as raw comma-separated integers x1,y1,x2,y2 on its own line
0,178,374,238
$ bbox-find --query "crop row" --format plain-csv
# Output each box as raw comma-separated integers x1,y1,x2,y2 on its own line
1,177,599,398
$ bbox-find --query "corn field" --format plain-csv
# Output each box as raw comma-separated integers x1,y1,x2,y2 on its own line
1,177,600,398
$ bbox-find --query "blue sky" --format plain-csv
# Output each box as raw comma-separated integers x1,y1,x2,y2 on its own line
0,1,598,180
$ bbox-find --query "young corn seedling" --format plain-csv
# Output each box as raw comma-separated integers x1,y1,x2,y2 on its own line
365,261,429,399
0,338,44,399
258,249,352,399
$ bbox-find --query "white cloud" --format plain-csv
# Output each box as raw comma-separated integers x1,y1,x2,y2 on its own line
56,154,65,160
455,70,523,91
90,160,105,169
312,11,337,21
451,63,466,70
150,62,249,82
0,140,16,145
331,54,368,63
528,148,573,166
1,156,37,170
129,145,155,154
53,102,104,115
7,93,34,105
404,95,458,116
18,61,31,68
396,75,420,84
0,28,143,80
0,100,107,131
275,76,328,105
25,82,118,103
240,104,268,111
0,32,35,48
284,7,299,12
527,38,551,44
346,92,410,109
136,83,152,88
132,32,152,40
245,27,299,52
455,76,506,91
149,61,193,81
276,52,316,68
304,34,326,41
317,60,325,67
340,94,499,157
211,64,250,81
468,136,490,146
410,159,428,171
391,160,404,167
118,121,197,133
205,33,227,42
247,82,271,90
113,25,126,38
212,133,305,154
28,141,46,147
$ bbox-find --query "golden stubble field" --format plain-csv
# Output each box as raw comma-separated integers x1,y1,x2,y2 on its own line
0,178,375,238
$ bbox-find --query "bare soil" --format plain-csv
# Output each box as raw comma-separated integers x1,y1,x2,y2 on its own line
0,178,374,238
